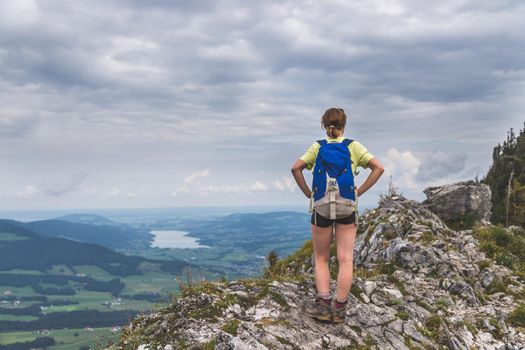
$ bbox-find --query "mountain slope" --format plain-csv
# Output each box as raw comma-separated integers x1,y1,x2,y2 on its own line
8,217,150,250
110,195,525,349
55,213,122,226
0,219,187,276
174,211,310,252
0,219,194,341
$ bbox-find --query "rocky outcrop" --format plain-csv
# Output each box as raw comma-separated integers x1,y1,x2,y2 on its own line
423,180,492,224
111,195,525,350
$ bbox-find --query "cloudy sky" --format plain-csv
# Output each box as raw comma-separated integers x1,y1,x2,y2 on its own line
0,0,524,211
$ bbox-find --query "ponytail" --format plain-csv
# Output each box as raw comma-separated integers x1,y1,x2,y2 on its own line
326,125,340,138
321,108,346,138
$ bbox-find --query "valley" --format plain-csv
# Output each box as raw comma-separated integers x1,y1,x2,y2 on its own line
0,209,311,350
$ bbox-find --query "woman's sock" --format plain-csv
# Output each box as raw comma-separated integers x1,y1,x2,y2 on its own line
317,293,331,304
335,298,348,308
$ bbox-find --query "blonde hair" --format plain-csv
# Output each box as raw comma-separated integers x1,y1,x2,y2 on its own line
321,108,346,138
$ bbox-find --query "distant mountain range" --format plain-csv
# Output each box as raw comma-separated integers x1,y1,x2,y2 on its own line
4,215,151,250
55,213,123,226
169,211,310,253
0,220,186,276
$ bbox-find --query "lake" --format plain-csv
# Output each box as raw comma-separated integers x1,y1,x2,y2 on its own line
150,230,211,249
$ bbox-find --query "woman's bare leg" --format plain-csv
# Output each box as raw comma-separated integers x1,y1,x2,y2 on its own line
334,222,357,302
311,224,333,296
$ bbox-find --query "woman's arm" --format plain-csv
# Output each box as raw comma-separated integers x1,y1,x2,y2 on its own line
356,158,384,197
291,159,312,198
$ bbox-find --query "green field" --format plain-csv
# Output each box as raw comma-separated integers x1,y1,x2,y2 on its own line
0,232,29,241
0,269,43,275
47,265,76,276
0,314,38,321
73,265,114,280
0,327,119,349
0,261,178,349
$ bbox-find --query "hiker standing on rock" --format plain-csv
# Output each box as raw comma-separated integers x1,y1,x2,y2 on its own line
291,108,384,323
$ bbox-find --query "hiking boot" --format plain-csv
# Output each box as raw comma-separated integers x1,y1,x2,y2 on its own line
332,299,348,324
302,296,332,321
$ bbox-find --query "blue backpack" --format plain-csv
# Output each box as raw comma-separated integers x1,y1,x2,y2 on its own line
310,138,358,223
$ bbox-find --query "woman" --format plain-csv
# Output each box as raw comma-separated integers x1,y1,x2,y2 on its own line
291,108,384,323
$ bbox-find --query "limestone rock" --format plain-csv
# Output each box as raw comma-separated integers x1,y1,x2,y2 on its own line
423,180,492,223
112,194,524,350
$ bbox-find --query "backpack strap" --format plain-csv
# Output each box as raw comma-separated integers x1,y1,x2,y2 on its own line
342,138,353,146
343,138,358,175
317,139,328,147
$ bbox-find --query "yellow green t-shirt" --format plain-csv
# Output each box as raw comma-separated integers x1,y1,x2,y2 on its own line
299,136,374,175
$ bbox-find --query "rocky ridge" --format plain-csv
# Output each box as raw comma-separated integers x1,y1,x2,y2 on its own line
110,194,525,350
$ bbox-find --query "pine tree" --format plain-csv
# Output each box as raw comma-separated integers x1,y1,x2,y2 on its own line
484,123,525,226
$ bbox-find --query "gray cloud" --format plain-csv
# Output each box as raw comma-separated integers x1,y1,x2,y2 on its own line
0,114,37,137
416,151,468,182
0,0,524,209
39,173,89,197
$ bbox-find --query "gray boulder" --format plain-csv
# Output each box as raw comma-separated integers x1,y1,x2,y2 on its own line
423,180,492,224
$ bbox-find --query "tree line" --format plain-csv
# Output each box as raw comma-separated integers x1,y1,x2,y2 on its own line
484,122,525,227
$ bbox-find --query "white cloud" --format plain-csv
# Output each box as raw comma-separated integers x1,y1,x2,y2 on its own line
108,186,138,198
384,147,470,193
109,186,120,197
273,176,296,192
183,169,210,185
250,180,268,191
172,169,211,196
15,185,41,198
384,148,421,189
171,169,271,196
197,181,269,195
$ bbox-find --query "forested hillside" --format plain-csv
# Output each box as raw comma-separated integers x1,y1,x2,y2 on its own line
484,123,525,227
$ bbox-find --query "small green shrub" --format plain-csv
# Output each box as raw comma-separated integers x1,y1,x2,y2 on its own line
420,231,436,245
379,262,396,275
445,212,479,230
350,284,363,299
221,319,241,335
510,238,525,259
387,275,406,295
477,259,492,270
495,253,514,269
473,226,525,279
492,227,513,247
509,304,525,327
201,339,216,350
479,241,498,258
415,299,433,312
384,230,397,240
425,315,442,340
269,290,289,309
486,277,508,294
465,320,478,335
434,297,450,312
396,310,409,320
